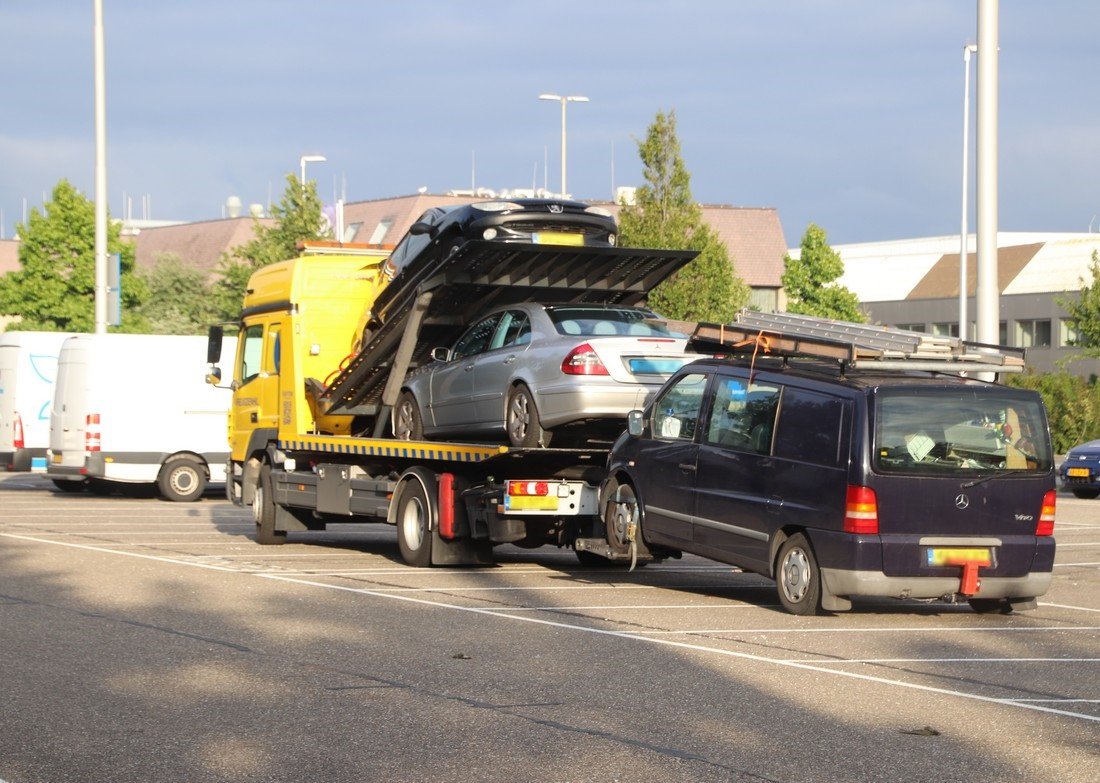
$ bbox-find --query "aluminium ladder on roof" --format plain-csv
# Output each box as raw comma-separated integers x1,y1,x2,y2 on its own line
687,310,1026,374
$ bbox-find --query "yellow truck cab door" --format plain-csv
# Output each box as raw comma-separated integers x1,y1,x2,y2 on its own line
231,320,281,460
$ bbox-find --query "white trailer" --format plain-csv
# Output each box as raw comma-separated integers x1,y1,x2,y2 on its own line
0,331,80,471
47,334,235,501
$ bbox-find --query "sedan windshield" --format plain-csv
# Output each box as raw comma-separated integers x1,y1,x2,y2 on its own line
873,388,1052,476
547,307,685,338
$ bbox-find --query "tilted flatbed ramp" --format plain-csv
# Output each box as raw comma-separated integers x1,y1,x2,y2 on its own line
318,241,698,418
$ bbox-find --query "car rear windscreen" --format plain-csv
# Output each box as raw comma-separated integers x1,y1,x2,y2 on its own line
548,307,686,338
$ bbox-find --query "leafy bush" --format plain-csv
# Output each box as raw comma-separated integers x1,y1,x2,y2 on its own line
1005,370,1100,453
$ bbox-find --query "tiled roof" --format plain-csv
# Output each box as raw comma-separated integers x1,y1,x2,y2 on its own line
129,217,275,276
909,243,1041,300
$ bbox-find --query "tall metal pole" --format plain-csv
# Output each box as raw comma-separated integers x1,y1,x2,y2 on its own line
559,98,568,197
93,0,108,334
975,0,1000,350
959,44,977,342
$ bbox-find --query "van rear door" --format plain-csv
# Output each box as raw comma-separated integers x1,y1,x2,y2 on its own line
870,387,1056,580
49,341,91,469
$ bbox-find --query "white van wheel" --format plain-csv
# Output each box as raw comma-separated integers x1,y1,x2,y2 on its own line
158,456,207,502
776,533,823,616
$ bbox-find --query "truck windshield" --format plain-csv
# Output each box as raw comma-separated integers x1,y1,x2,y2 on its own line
873,388,1052,476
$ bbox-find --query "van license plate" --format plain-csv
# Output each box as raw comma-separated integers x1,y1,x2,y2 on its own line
927,547,991,567
1067,467,1090,477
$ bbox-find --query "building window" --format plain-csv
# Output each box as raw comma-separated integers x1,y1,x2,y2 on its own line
368,218,393,244
1060,319,1080,348
342,222,362,243
1016,319,1052,348
999,321,1007,346
932,322,959,338
895,323,925,333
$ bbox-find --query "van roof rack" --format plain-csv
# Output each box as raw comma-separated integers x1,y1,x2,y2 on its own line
685,311,1026,375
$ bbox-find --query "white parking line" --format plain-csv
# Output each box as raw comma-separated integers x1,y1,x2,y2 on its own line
782,657,1100,664
628,626,1100,635
1054,562,1100,568
1055,542,1100,547
4,529,1098,724
1040,602,1100,613
482,604,766,612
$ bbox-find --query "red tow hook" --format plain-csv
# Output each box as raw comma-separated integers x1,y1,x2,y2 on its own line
959,561,983,596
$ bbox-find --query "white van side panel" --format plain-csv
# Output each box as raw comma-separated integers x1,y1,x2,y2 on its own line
48,335,234,484
0,331,80,470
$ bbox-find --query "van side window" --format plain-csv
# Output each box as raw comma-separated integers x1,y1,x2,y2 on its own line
773,388,846,466
239,325,263,384
704,377,781,454
652,372,708,441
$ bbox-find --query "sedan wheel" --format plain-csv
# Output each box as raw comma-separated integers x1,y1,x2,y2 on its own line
506,383,549,448
394,391,424,440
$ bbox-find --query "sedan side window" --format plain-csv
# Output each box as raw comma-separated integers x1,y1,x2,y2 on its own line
491,311,531,350
651,372,708,441
452,314,502,360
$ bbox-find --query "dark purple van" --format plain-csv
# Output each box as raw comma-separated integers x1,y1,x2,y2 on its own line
604,358,1056,615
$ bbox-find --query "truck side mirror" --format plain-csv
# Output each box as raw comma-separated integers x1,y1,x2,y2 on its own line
205,366,223,386
627,410,644,437
207,325,224,364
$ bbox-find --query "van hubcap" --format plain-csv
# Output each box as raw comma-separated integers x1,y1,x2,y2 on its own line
781,548,811,603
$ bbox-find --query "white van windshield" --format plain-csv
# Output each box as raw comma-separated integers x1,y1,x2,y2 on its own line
874,389,1052,475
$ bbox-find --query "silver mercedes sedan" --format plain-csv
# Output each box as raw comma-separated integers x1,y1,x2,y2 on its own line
393,303,699,447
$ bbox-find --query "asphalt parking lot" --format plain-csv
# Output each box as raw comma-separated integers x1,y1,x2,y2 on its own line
1,472,1097,782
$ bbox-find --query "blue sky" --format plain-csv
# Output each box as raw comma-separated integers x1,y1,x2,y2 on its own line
2,1,1098,246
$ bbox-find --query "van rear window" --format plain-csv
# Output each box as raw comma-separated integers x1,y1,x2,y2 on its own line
873,389,1052,476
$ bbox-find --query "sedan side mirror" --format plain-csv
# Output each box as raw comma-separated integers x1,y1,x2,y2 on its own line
627,410,645,437
431,346,451,362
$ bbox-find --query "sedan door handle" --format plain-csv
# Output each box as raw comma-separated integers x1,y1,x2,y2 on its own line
504,355,516,364
463,363,475,372
678,463,697,472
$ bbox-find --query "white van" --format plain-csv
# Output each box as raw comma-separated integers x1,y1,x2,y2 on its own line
0,331,80,471
47,334,235,501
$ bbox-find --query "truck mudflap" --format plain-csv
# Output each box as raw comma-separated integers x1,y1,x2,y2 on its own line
317,241,698,418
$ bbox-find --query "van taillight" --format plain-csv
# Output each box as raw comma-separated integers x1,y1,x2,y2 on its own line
561,343,609,376
85,413,101,453
844,485,879,534
12,413,24,449
1036,490,1056,536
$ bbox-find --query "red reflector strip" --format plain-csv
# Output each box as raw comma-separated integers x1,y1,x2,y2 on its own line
843,485,879,534
1037,490,1056,536
438,473,456,540
85,413,101,453
12,413,24,450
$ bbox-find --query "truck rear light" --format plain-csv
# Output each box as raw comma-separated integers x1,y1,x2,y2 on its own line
12,413,24,450
438,472,456,539
1036,490,1056,536
508,480,550,497
844,484,879,534
85,413,101,453
561,343,609,376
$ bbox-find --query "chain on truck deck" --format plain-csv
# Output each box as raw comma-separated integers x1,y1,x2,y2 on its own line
318,240,699,417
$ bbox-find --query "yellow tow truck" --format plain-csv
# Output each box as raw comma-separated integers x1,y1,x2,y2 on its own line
207,238,697,565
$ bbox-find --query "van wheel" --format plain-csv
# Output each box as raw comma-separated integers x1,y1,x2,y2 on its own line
1070,488,1099,499
254,464,286,545
87,479,115,496
396,479,432,567
604,481,639,553
51,478,86,493
158,456,207,502
394,391,424,440
776,533,823,616
507,383,550,448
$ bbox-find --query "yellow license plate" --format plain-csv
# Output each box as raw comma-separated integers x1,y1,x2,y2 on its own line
52,453,62,464
533,231,584,246
506,495,559,511
1068,467,1090,477
927,547,991,567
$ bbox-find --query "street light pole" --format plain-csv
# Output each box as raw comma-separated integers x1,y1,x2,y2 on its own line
299,154,326,191
93,0,108,334
538,94,589,197
959,43,977,343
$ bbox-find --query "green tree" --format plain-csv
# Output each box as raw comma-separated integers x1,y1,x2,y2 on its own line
211,173,330,318
1006,369,1100,453
135,253,220,335
1058,250,1100,358
0,179,146,331
618,110,750,322
782,223,865,322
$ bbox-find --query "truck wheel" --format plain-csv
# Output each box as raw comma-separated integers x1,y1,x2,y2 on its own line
507,383,550,448
776,533,823,616
158,456,207,502
254,464,286,545
396,479,432,567
394,391,424,440
51,478,86,493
